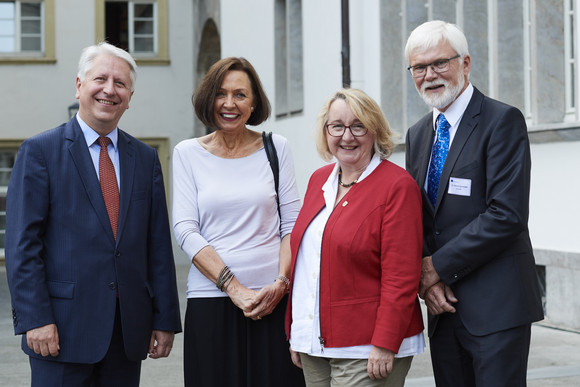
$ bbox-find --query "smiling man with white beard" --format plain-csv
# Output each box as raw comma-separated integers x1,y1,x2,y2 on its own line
403,20,544,387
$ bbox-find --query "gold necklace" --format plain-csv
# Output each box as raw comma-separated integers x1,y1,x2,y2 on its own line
338,168,357,188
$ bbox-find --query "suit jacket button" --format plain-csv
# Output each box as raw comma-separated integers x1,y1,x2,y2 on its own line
109,282,117,290
435,231,441,235
115,250,121,257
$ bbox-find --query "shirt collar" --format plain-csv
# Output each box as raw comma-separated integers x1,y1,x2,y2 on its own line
432,82,474,131
321,153,382,207
75,114,119,150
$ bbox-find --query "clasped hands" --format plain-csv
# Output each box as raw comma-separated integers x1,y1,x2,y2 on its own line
419,256,458,315
227,280,287,321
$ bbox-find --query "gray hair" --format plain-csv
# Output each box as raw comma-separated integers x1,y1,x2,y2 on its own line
405,20,469,64
77,42,138,91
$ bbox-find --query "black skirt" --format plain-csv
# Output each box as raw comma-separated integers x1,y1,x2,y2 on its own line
184,295,305,387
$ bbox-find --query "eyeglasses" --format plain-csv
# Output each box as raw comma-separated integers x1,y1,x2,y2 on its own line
326,123,368,137
407,55,461,78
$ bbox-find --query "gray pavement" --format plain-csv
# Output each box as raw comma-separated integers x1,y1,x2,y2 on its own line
2,263,580,386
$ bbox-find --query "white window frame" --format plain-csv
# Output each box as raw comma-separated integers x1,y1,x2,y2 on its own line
96,0,167,65
523,0,534,120
564,0,577,121
105,0,158,56
487,0,498,97
0,0,44,56
128,0,158,55
275,0,304,118
0,184,7,258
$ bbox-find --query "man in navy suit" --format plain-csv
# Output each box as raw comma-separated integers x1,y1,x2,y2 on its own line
404,21,544,386
5,42,182,386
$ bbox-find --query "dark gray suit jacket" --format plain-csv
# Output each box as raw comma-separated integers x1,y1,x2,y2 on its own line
405,87,544,337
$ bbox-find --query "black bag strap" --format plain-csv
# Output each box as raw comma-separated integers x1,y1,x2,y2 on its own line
262,131,281,222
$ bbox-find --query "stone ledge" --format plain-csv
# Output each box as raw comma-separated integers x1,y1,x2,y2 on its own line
529,127,580,143
534,249,580,270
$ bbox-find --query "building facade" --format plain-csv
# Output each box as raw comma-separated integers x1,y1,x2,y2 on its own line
1,0,579,330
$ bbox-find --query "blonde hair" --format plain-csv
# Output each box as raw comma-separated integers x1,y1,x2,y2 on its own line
314,88,394,162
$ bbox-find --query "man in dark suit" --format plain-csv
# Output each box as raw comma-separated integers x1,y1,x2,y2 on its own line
5,42,182,386
404,21,544,386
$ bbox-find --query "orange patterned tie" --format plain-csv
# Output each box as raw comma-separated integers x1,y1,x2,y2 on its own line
98,137,119,239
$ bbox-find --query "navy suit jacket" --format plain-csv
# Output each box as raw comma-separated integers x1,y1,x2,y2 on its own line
405,87,544,337
5,117,182,363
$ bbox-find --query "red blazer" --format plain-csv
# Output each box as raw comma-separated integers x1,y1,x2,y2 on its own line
286,160,424,353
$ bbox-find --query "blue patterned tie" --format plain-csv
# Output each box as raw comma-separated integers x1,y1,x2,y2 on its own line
427,114,450,206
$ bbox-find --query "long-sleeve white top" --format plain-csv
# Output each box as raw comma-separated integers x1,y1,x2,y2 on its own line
172,134,301,298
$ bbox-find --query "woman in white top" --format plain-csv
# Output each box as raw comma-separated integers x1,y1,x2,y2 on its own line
172,57,304,387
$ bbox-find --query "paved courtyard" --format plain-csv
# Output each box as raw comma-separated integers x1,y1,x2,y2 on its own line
1,264,579,386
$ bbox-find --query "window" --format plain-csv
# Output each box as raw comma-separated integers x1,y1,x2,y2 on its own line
0,0,54,63
523,0,534,119
106,1,155,54
0,147,18,259
96,0,169,65
564,0,576,117
0,0,42,52
275,0,303,118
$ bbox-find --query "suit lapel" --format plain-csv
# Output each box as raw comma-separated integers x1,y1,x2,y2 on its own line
435,88,483,209
117,130,135,243
413,115,436,212
65,119,115,241
417,118,435,196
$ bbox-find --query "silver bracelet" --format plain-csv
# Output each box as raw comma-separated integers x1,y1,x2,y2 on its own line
275,275,290,292
216,265,235,292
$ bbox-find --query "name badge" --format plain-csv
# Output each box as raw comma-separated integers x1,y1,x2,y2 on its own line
448,177,471,196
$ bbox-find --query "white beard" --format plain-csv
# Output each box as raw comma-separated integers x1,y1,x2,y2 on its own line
418,70,465,110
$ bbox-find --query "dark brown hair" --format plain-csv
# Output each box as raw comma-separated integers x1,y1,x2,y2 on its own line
193,57,271,130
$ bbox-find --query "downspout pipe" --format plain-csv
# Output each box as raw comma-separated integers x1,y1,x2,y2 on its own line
341,0,351,88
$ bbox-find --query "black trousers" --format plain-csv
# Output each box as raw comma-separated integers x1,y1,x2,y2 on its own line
29,302,141,387
430,311,531,387
184,295,305,387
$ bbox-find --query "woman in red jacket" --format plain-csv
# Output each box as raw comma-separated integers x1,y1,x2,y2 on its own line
286,88,424,386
